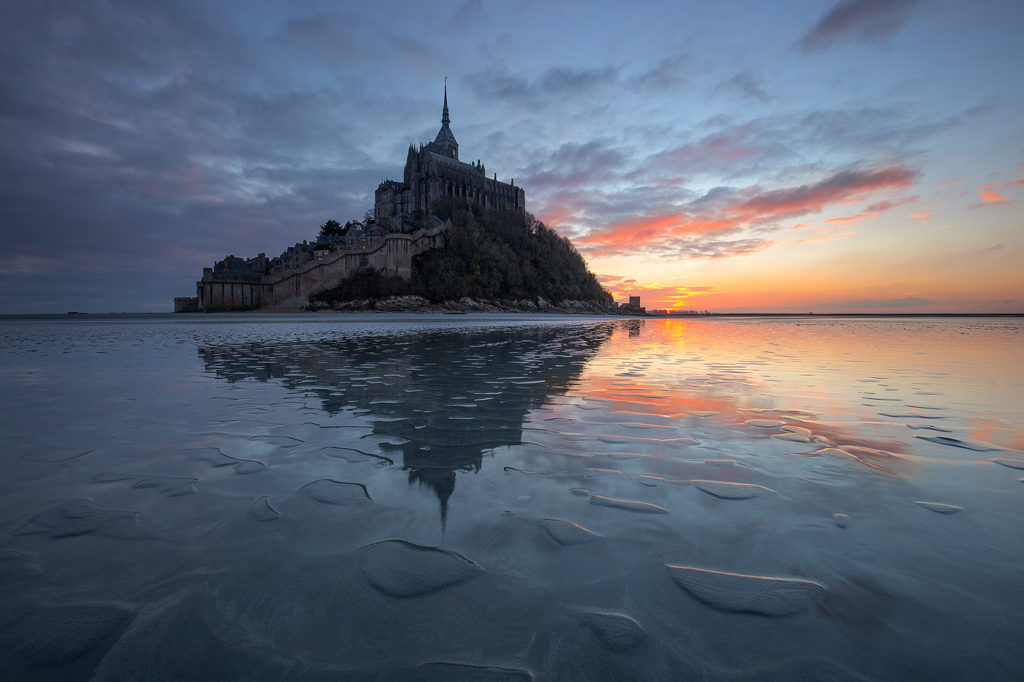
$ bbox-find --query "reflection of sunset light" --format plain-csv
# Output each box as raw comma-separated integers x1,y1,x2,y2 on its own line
547,318,1023,460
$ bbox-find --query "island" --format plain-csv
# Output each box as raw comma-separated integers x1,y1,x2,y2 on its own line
177,85,631,315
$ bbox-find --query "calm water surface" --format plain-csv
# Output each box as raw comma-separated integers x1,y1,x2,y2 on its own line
1,314,1022,680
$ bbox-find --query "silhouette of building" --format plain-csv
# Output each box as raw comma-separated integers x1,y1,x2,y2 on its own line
374,83,526,230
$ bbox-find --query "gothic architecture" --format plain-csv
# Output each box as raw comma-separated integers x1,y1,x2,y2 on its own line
181,84,527,312
374,84,525,229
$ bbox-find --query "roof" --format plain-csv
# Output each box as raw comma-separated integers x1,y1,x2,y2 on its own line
434,122,457,146
425,150,482,174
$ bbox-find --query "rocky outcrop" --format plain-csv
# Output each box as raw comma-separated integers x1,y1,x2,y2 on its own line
306,296,626,315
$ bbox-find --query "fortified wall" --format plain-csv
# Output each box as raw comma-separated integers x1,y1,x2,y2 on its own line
196,222,446,312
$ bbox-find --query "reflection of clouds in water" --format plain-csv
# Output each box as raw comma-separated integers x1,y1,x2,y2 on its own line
2,316,1022,680
198,324,614,525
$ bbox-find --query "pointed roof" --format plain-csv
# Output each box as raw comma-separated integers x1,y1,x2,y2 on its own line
442,79,450,124
434,79,457,146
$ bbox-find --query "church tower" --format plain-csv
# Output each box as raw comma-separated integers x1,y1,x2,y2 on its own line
431,80,459,160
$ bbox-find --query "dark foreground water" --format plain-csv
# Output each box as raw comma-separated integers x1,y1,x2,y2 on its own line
1,314,1022,681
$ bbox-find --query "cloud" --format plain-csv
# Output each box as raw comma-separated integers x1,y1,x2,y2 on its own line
644,127,766,178
910,210,931,222
631,55,691,91
790,224,858,245
717,71,771,103
0,1,408,311
521,141,626,191
733,166,917,218
798,0,919,54
596,278,717,308
823,212,879,225
971,176,1023,207
578,165,918,259
979,177,1024,190
465,65,617,104
450,0,483,27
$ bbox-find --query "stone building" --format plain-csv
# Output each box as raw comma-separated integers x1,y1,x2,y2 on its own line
374,84,525,229
187,84,524,312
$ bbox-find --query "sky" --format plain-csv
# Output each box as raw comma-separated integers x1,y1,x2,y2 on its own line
1,0,1022,314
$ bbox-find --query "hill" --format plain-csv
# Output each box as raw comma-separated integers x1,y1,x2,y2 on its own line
309,198,613,310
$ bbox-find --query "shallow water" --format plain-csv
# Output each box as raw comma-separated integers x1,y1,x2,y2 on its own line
1,314,1022,680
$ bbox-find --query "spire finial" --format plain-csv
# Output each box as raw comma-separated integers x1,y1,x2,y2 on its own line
442,77,449,125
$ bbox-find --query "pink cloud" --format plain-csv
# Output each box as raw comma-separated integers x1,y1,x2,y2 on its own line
979,189,1008,204
579,165,917,258
824,212,879,225
973,176,1023,207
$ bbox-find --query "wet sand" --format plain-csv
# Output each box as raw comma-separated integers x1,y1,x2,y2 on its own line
1,314,1022,680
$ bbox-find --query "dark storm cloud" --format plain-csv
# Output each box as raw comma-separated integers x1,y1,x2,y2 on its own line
0,1,397,310
798,0,919,54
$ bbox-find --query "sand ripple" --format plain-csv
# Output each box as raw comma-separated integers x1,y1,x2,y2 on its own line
541,518,602,545
359,540,483,597
693,480,775,499
589,495,669,513
666,565,826,616
579,610,646,652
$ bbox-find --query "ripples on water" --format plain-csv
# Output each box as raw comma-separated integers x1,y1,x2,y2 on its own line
1,314,1022,680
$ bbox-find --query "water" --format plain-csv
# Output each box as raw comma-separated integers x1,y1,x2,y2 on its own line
1,314,1022,680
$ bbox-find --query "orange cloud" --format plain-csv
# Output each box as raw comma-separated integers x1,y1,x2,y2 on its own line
538,204,575,227
824,212,878,225
974,177,1023,206
980,189,1008,203
791,224,857,245
910,210,931,222
578,165,917,258
734,166,915,217
979,177,1024,190
597,278,716,310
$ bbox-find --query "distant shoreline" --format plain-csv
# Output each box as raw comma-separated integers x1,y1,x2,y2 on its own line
0,311,1021,320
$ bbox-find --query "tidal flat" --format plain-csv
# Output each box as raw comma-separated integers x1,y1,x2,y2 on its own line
1,314,1022,680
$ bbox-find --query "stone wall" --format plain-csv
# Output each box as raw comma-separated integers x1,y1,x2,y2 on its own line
196,223,447,312
173,297,198,313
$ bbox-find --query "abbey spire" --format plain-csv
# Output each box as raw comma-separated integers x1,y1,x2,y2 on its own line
432,78,459,160
442,78,450,125
374,83,525,229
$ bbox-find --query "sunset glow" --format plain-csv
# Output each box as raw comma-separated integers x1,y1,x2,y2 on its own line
0,1,1021,313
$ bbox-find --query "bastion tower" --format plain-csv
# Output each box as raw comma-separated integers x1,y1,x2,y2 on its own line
374,83,526,229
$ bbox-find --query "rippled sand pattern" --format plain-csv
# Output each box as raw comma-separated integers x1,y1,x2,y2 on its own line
1,313,1022,680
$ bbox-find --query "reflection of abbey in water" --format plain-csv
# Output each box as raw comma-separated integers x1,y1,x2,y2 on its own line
198,325,612,525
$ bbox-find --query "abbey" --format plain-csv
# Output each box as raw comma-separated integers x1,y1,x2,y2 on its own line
180,85,526,312
374,84,525,230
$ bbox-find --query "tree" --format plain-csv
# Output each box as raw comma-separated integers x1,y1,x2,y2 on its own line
319,219,344,238
311,198,614,307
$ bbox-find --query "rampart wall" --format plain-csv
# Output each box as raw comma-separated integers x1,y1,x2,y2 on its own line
196,223,447,312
